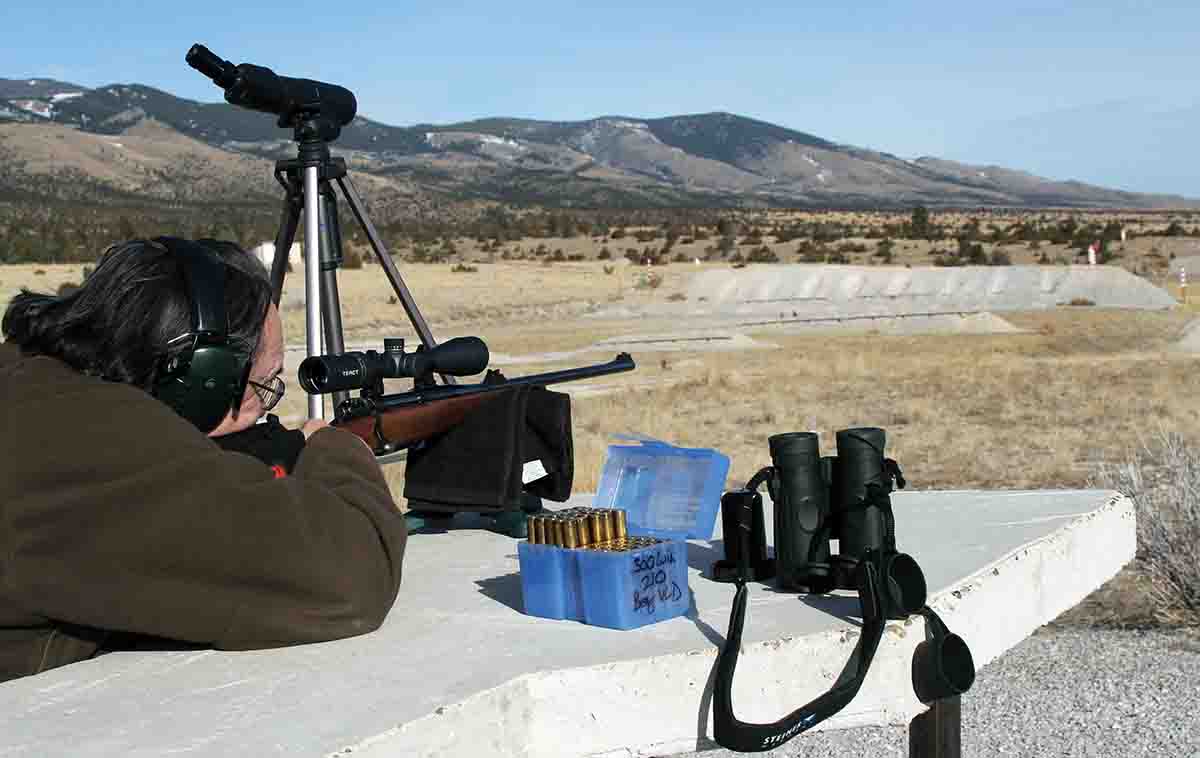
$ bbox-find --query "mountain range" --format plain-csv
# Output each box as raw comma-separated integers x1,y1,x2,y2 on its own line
2,76,1196,215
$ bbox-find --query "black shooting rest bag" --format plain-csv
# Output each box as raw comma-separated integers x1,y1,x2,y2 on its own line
403,384,573,514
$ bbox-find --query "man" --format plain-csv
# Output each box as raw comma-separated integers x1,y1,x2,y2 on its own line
0,238,407,683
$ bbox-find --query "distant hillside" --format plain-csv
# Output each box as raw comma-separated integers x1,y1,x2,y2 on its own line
2,76,1197,216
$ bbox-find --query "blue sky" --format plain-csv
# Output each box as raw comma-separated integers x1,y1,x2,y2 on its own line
4,1,1198,197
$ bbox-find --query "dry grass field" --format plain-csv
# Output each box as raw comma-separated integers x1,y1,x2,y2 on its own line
4,248,1198,626
4,258,1197,495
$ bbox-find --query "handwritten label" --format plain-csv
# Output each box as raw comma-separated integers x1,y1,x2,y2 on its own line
631,545,682,615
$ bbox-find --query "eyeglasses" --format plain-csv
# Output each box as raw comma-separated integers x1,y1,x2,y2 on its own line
248,375,285,412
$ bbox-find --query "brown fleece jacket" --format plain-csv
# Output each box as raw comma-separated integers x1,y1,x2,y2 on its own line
0,342,407,684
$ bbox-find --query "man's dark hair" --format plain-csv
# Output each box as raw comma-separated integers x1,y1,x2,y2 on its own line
2,238,272,392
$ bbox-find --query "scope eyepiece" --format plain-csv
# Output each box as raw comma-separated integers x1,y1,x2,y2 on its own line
185,44,237,88
298,336,490,395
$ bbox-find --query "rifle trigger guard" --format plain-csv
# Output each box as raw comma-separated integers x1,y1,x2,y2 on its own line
367,402,399,455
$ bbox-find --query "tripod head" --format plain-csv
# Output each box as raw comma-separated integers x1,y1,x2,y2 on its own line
182,45,467,419
186,44,357,138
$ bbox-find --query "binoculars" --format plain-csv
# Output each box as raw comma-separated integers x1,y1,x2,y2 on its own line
718,427,925,618
718,427,974,697
710,428,975,751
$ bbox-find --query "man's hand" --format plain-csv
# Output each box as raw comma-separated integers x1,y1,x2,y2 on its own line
300,419,375,456
300,419,330,439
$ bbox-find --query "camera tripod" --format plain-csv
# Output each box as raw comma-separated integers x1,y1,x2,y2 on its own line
263,124,451,424
186,44,550,536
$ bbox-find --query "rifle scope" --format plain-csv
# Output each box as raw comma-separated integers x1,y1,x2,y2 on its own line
186,43,357,127
298,337,489,395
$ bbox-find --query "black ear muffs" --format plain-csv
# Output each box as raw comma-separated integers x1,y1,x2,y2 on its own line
151,237,250,433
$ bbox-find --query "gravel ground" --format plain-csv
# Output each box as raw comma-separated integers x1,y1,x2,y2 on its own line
671,626,1200,758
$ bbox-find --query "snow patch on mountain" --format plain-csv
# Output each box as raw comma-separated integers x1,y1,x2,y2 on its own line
598,118,649,132
573,117,662,156
477,134,523,149
421,130,529,161
11,100,51,118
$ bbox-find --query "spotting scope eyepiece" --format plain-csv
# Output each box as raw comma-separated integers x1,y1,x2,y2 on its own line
298,336,490,395
186,43,357,128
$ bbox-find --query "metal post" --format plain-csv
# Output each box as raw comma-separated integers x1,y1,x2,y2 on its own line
317,183,349,412
908,697,962,758
303,164,324,420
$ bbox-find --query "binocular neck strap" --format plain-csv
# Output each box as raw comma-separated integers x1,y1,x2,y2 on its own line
855,457,904,553
712,558,885,752
745,465,773,494
884,458,906,489
865,483,898,553
920,605,952,641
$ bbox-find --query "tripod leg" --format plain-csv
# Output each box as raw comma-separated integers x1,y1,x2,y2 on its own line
270,190,302,306
336,174,452,384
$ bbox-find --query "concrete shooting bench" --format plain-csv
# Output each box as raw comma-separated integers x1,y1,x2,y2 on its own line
0,489,1134,757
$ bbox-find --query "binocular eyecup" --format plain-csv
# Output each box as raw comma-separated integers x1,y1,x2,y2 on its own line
912,607,976,703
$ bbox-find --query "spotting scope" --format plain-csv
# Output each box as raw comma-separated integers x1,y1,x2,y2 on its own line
298,337,490,395
186,43,357,127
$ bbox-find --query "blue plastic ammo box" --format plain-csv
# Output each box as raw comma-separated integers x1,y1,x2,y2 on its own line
517,436,729,630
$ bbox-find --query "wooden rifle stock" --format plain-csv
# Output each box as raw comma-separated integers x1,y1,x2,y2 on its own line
335,392,503,451
329,352,635,454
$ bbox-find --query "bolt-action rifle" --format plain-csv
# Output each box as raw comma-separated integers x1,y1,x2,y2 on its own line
297,336,635,455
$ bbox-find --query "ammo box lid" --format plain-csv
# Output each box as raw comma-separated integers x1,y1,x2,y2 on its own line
591,434,729,541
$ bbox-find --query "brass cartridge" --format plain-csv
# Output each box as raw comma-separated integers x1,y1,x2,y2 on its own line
551,519,567,547
577,515,594,546
611,509,628,540
527,516,542,544
589,512,610,544
563,519,581,549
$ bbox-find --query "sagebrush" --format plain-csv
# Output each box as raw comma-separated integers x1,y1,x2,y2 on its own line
1089,430,1200,625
